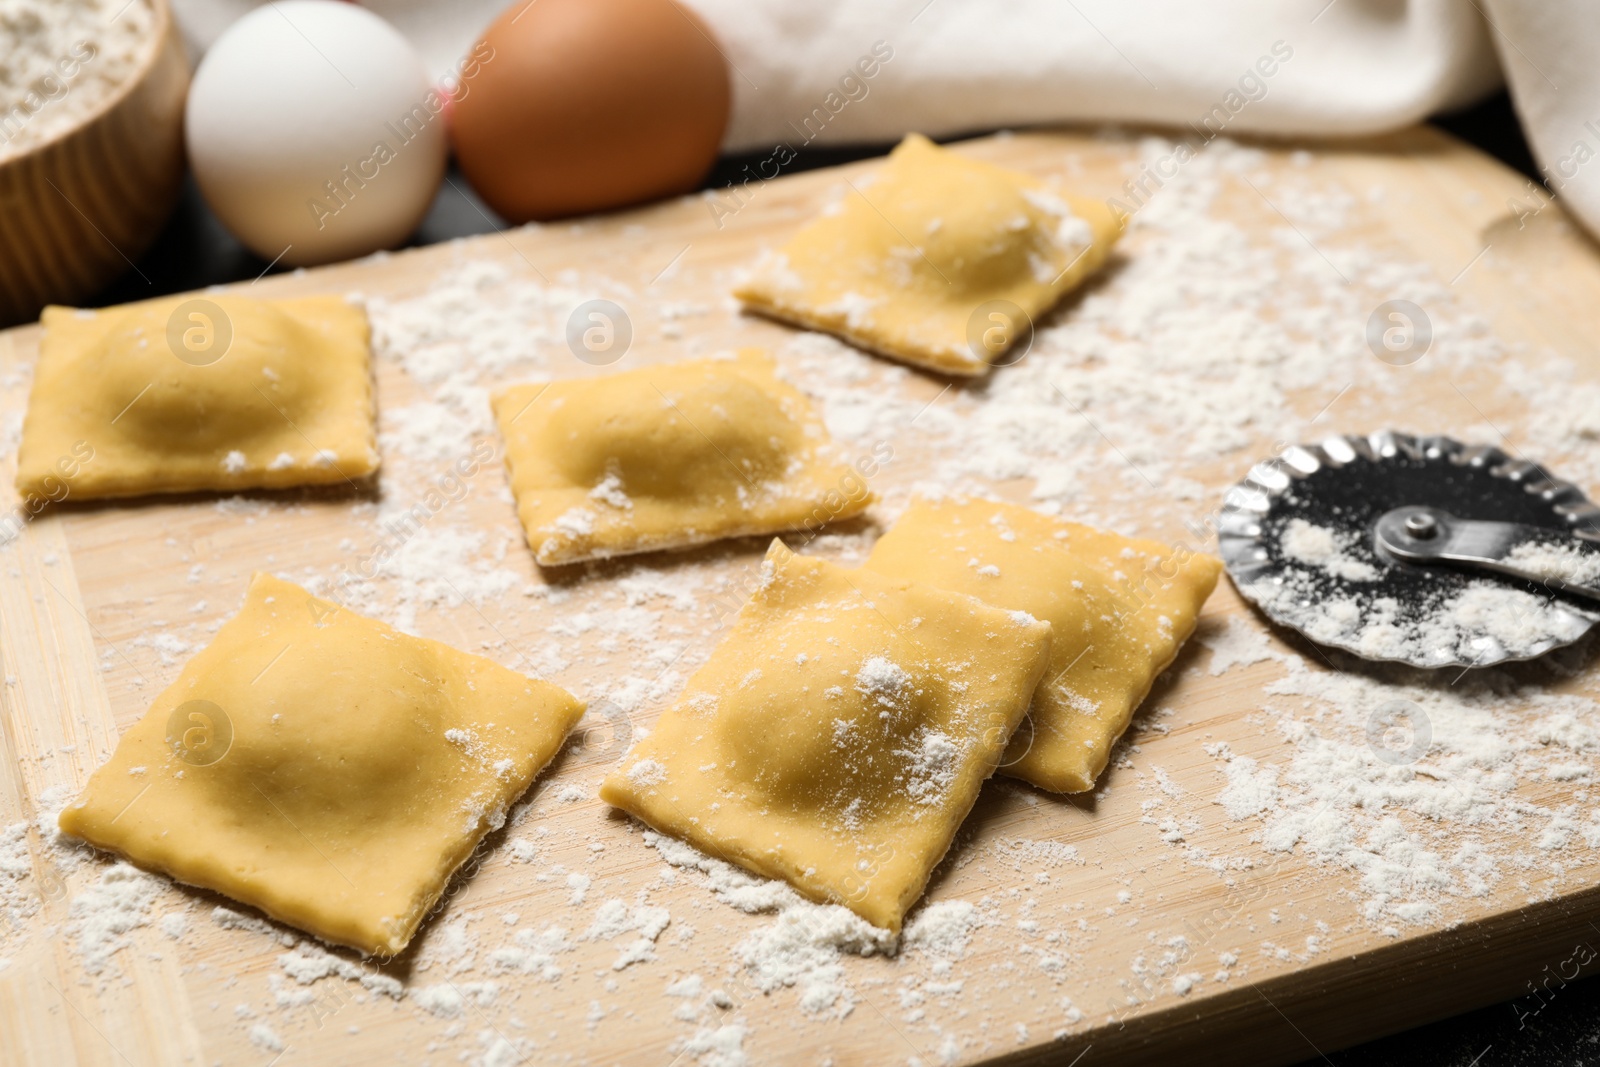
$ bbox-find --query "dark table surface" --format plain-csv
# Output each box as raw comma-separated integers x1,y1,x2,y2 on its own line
80,94,1600,1067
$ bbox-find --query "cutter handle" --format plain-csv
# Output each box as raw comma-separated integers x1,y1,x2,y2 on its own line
1375,507,1600,603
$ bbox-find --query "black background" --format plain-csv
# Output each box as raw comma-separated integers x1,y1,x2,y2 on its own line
82,93,1600,1067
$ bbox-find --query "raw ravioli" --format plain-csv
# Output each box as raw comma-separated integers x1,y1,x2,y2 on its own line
59,573,584,956
735,133,1123,376
16,294,377,500
865,497,1220,793
600,539,1052,932
493,350,871,565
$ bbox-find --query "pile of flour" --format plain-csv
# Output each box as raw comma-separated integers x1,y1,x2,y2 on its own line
0,0,156,159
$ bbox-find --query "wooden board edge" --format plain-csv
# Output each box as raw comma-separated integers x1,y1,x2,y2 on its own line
989,878,1600,1066
0,515,206,1067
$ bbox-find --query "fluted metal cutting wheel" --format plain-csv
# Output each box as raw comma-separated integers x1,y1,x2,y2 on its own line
1217,431,1600,669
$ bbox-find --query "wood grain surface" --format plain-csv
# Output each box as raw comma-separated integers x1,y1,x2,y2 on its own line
2,126,1598,1067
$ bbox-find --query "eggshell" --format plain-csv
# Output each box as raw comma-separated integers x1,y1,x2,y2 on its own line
451,0,730,222
186,0,447,266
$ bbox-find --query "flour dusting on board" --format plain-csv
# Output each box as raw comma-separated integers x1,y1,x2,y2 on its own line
0,822,39,969
13,133,1600,1064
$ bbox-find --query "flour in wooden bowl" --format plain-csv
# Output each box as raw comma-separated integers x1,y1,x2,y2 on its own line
0,0,157,160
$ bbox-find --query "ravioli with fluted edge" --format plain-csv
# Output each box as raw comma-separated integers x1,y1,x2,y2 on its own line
734,133,1123,377
865,498,1220,793
57,573,584,957
600,539,1052,932
493,350,872,566
15,294,377,500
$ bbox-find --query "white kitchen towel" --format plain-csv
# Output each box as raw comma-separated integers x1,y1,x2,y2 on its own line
687,0,1502,147
170,0,1595,234
1475,0,1600,238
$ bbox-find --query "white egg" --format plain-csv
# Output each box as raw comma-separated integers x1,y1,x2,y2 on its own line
185,0,447,267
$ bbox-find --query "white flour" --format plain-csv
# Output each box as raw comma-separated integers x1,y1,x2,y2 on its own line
1279,518,1378,582
672,1022,749,1067
0,0,156,159
1202,653,1600,933
990,837,1084,870
855,654,911,709
1246,569,1592,665
643,829,892,1017
582,897,671,970
67,862,160,975
0,821,38,967
1508,540,1600,587
1197,614,1280,676
900,729,961,808
641,828,982,1020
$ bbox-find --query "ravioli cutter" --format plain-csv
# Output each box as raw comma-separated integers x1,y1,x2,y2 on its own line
1218,432,1600,669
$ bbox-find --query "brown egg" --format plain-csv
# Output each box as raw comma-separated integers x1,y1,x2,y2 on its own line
452,0,731,222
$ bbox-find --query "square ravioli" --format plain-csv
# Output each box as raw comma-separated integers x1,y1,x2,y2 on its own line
599,539,1052,932
865,498,1220,793
493,350,872,566
734,133,1123,377
15,293,377,501
58,573,584,956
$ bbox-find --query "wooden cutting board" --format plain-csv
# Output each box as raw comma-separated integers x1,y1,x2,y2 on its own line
3,126,1599,1067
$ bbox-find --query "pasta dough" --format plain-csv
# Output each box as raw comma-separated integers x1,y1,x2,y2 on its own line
493,350,872,566
865,498,1220,793
734,133,1123,377
58,573,584,956
600,539,1052,932
15,293,377,501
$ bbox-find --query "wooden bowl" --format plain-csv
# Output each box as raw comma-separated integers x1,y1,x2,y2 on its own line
0,0,190,327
